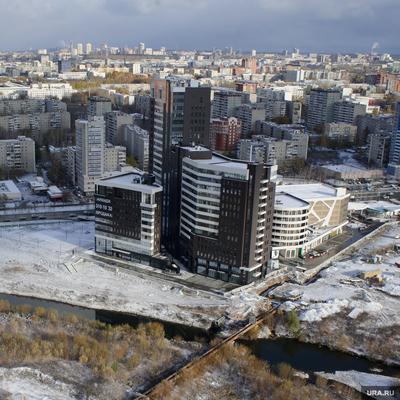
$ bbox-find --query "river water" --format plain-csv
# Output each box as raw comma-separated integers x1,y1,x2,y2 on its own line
0,293,208,341
1,292,399,378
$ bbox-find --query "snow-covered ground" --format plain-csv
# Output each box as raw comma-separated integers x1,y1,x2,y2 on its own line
271,223,400,363
0,221,231,329
0,221,269,329
0,367,78,400
273,223,400,325
316,370,400,400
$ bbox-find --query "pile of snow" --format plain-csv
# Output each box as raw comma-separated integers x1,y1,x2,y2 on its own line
300,299,349,322
226,291,268,321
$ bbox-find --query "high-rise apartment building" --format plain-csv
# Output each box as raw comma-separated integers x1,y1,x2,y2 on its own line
27,83,74,100
151,78,211,248
58,59,72,73
122,124,149,172
234,104,266,136
368,132,392,168
0,136,36,173
286,101,302,124
76,43,83,55
388,103,400,177
85,43,93,55
307,88,341,131
238,133,308,166
88,96,112,118
105,111,134,144
179,146,276,285
241,57,257,74
212,89,244,119
104,144,126,172
357,114,393,144
262,100,287,121
138,42,145,54
76,117,105,195
243,122,308,165
182,87,211,147
323,123,357,142
64,146,76,185
333,100,366,125
0,99,70,137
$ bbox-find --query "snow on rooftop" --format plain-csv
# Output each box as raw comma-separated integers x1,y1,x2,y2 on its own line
277,183,346,201
348,202,369,211
322,164,367,173
275,193,309,209
349,200,400,213
47,185,62,195
0,180,20,194
185,153,250,179
98,172,162,193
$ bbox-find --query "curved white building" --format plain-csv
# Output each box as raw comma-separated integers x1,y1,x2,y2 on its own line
272,193,310,258
272,183,350,260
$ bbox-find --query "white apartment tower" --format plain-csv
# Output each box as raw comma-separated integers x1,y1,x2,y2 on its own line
76,117,105,195
85,43,93,55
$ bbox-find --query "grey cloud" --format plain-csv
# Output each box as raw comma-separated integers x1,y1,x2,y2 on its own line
0,0,398,53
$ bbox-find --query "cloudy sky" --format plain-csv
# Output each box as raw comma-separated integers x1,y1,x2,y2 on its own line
1,0,399,53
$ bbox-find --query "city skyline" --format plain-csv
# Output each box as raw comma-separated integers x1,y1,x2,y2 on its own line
1,0,399,53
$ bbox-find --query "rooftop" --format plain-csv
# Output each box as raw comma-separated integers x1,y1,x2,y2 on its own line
0,180,20,194
277,183,347,201
97,171,162,194
274,193,309,209
321,164,368,173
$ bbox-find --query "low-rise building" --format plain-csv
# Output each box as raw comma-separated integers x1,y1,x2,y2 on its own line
319,164,384,180
324,123,357,142
0,180,22,201
271,183,350,259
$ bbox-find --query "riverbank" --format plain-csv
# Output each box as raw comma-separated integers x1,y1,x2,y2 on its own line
0,221,270,331
0,303,204,400
266,222,400,367
0,222,229,330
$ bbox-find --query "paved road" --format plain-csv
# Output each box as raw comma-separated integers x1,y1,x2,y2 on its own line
0,210,94,223
285,222,384,270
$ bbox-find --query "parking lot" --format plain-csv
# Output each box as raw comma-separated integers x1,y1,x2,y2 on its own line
283,222,383,270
